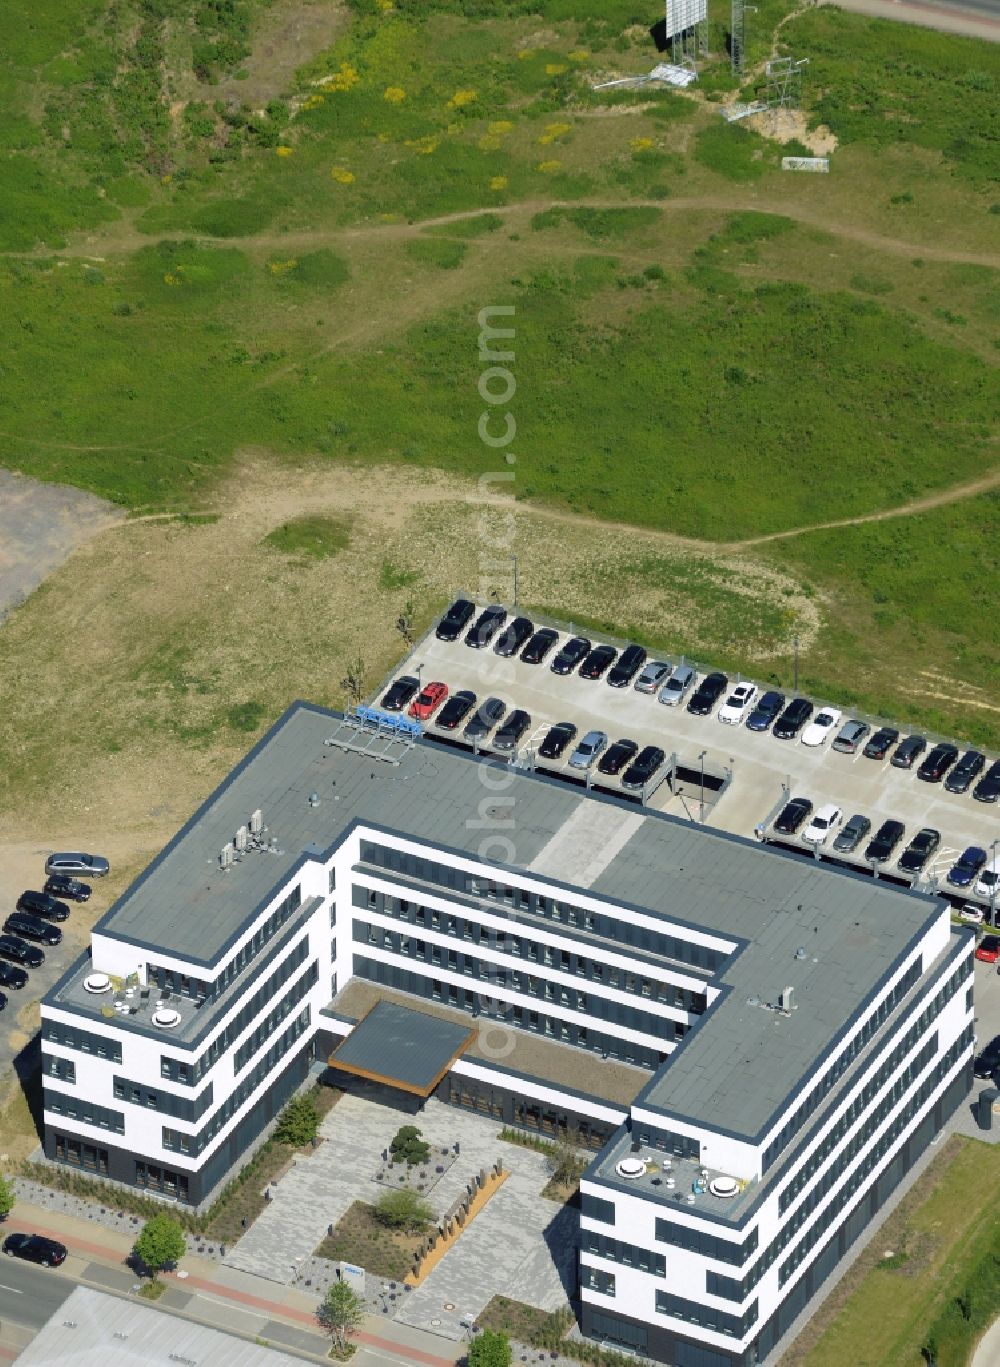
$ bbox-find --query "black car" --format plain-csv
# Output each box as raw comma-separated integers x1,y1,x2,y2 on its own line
833,813,871,854
621,745,665,793
16,890,70,922
948,845,988,888
464,697,506,742
898,827,941,874
381,675,420,712
863,726,900,760
607,645,647,689
891,735,926,770
538,722,577,760
973,760,1000,804
687,672,729,717
550,636,590,675
2,1233,67,1267
0,935,44,968
465,604,507,649
745,690,785,733
865,820,906,863
521,628,559,665
974,1034,1000,1080
0,990,6,1012
43,874,91,903
436,689,477,731
917,742,958,782
579,644,618,681
492,709,531,752
598,739,640,777
435,598,475,642
774,797,813,836
945,749,986,794
0,962,28,990
493,616,534,658
773,698,814,740
4,913,61,947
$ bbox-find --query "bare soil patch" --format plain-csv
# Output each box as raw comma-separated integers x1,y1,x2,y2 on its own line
209,0,349,106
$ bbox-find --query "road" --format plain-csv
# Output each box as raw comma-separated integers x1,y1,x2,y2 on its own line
823,0,1000,40
0,1255,75,1330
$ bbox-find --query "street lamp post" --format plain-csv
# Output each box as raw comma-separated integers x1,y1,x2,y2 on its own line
511,555,519,609
699,750,707,822
990,839,999,927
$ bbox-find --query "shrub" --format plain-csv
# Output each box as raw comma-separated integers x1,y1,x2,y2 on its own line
0,1174,14,1221
375,1187,434,1232
274,1093,320,1147
469,1328,512,1367
390,1125,431,1167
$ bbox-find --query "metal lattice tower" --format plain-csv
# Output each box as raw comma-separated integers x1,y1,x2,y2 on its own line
765,56,808,126
665,0,708,69
731,0,745,76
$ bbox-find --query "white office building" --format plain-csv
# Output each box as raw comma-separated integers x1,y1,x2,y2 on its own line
41,702,973,1365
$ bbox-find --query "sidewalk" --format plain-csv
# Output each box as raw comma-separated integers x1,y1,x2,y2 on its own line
1,1201,461,1367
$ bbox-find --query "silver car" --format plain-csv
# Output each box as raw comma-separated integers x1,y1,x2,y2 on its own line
634,661,672,695
569,730,608,770
44,852,110,878
658,664,696,706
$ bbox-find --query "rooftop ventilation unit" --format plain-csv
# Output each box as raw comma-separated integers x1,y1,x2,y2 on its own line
249,807,264,835
779,985,795,1013
235,824,249,853
219,841,235,871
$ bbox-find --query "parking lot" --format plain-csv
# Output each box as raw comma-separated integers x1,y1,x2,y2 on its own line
375,606,1000,914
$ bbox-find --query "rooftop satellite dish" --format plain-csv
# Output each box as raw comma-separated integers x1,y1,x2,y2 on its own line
219,841,235,870
249,808,264,835
235,825,249,853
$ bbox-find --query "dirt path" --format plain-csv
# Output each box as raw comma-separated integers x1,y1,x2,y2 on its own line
19,195,1000,271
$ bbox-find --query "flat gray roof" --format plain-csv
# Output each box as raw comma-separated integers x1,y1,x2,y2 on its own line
88,702,940,1139
330,998,474,1095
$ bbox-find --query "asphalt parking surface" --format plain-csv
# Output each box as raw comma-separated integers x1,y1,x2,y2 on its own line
381,618,999,907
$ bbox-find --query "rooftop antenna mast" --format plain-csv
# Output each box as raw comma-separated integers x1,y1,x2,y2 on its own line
731,0,746,76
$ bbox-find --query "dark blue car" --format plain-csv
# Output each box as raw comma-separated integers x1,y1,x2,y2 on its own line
745,690,785,733
947,846,988,888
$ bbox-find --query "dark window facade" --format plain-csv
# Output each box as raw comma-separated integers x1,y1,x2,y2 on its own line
655,1218,757,1266
233,961,318,1073
582,1230,666,1278
587,1310,647,1353
53,1137,109,1174
41,1020,121,1063
134,1160,189,1201
44,1089,124,1134
637,1126,701,1160
656,1292,758,1339
582,1266,617,1297
42,1054,76,1083
113,1076,214,1122
582,1193,616,1225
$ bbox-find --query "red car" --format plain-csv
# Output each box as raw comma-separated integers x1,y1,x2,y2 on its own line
408,681,448,722
975,935,1000,964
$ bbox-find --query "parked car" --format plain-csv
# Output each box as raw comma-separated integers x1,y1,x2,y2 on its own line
773,698,814,741
774,797,813,836
0,962,28,991
801,708,843,748
945,749,986,794
898,828,941,874
521,628,559,665
44,852,109,878
833,813,871,854
802,803,843,846
659,664,696,706
917,742,959,784
832,720,870,754
717,682,758,726
863,726,900,760
0,990,7,1012
0,935,43,968
687,672,728,717
635,661,671,695
579,644,617,681
974,860,1000,902
436,689,477,731
865,820,906,863
43,874,91,903
569,730,608,771
975,934,1000,963
2,1234,67,1268
607,645,647,689
947,845,988,889
4,913,61,947
598,739,640,777
973,760,1000,804
493,616,534,658
463,697,506,742
435,598,474,642
492,709,531,752
621,746,665,793
539,722,577,761
16,891,69,923
465,604,507,649
959,903,986,924
381,675,420,712
974,1035,1000,1080
745,690,785,733
408,681,448,722
550,636,591,676
891,735,927,770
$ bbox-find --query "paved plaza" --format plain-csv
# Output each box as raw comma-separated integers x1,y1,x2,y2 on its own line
224,1084,578,1338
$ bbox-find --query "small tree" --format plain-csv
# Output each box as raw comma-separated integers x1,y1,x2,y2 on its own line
375,1187,434,1233
133,1213,186,1278
469,1328,512,1367
549,1131,586,1190
395,599,416,646
275,1092,320,1147
389,1124,430,1167
0,1174,15,1222
319,1279,365,1352
340,654,367,706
